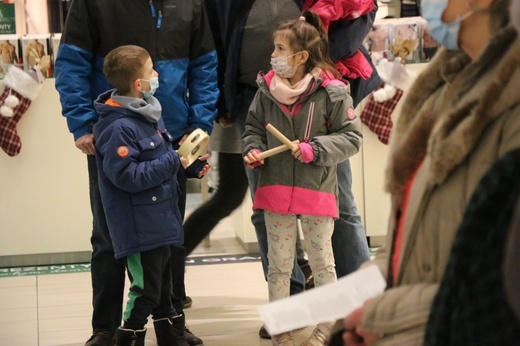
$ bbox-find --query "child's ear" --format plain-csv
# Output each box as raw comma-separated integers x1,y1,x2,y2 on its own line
298,51,309,65
133,79,141,92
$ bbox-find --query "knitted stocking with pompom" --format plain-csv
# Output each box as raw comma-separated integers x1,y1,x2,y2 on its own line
0,66,42,156
360,83,404,145
360,58,408,145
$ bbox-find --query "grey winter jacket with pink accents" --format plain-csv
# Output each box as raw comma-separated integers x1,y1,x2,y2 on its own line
242,70,362,218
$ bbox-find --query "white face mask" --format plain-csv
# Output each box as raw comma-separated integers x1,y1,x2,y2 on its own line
270,52,301,78
139,76,159,98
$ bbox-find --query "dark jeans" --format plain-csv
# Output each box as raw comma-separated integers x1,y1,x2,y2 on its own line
183,152,250,255
172,169,188,314
88,155,125,335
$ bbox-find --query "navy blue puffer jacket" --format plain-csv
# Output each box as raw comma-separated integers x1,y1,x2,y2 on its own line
93,90,183,259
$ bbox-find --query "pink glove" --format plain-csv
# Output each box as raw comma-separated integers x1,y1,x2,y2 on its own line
298,142,315,163
247,149,264,168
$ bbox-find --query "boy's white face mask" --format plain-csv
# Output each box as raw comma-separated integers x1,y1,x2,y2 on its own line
140,76,159,98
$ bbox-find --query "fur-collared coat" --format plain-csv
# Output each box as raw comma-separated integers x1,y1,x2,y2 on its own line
361,26,520,344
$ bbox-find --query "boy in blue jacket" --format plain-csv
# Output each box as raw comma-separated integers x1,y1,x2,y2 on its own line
93,45,190,346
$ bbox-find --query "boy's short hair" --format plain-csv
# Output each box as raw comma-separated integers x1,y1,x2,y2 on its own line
104,45,150,94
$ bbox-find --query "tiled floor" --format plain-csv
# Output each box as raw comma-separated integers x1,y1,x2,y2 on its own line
0,193,316,345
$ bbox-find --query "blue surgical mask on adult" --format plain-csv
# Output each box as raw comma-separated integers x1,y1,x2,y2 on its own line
421,0,473,51
140,76,159,98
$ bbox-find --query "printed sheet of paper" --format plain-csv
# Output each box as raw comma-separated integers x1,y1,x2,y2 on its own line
256,264,386,335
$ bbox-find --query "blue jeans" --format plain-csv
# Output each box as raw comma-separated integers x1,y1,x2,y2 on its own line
333,160,370,277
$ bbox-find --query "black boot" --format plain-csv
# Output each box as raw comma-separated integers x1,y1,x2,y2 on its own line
154,315,190,346
184,324,204,346
115,327,146,346
85,331,115,346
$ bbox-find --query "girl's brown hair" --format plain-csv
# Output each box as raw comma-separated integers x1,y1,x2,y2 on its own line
274,10,340,78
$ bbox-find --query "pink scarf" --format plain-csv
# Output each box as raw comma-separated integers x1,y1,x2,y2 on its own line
269,72,315,105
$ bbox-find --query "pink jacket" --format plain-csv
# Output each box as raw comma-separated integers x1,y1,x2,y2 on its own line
304,0,376,80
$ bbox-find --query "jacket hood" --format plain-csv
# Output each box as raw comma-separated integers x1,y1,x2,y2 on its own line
93,89,147,132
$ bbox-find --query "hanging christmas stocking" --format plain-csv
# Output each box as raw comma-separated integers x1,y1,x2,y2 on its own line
0,66,42,156
360,83,404,145
360,58,408,144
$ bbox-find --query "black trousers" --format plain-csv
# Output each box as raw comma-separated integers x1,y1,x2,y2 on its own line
183,152,249,255
171,168,188,314
87,155,126,335
123,246,176,330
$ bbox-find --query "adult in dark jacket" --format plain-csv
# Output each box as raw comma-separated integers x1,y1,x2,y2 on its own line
424,149,520,345
55,1,218,345
197,0,381,339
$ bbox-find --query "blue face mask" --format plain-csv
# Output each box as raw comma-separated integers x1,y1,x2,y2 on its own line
140,76,159,98
421,0,473,51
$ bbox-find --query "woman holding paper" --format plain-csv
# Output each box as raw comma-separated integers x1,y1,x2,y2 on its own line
242,10,362,346
338,0,520,345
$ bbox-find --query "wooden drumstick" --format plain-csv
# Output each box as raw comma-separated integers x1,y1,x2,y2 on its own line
265,123,297,150
257,140,300,160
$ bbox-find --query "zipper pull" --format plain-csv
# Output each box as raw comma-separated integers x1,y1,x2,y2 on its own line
157,10,162,29
149,0,156,17
304,101,315,143
297,215,304,240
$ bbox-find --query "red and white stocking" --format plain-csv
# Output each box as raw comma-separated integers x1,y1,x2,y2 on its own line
0,66,42,156
360,83,404,145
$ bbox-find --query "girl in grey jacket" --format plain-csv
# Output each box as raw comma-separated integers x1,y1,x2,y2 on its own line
242,10,362,346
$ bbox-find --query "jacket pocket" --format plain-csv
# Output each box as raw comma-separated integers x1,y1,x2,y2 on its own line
137,132,163,151
130,183,171,206
137,132,165,160
130,183,179,245
297,163,327,190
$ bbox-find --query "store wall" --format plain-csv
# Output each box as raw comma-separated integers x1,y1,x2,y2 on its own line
0,79,92,266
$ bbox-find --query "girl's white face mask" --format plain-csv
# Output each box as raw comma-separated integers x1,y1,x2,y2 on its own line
270,52,301,78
